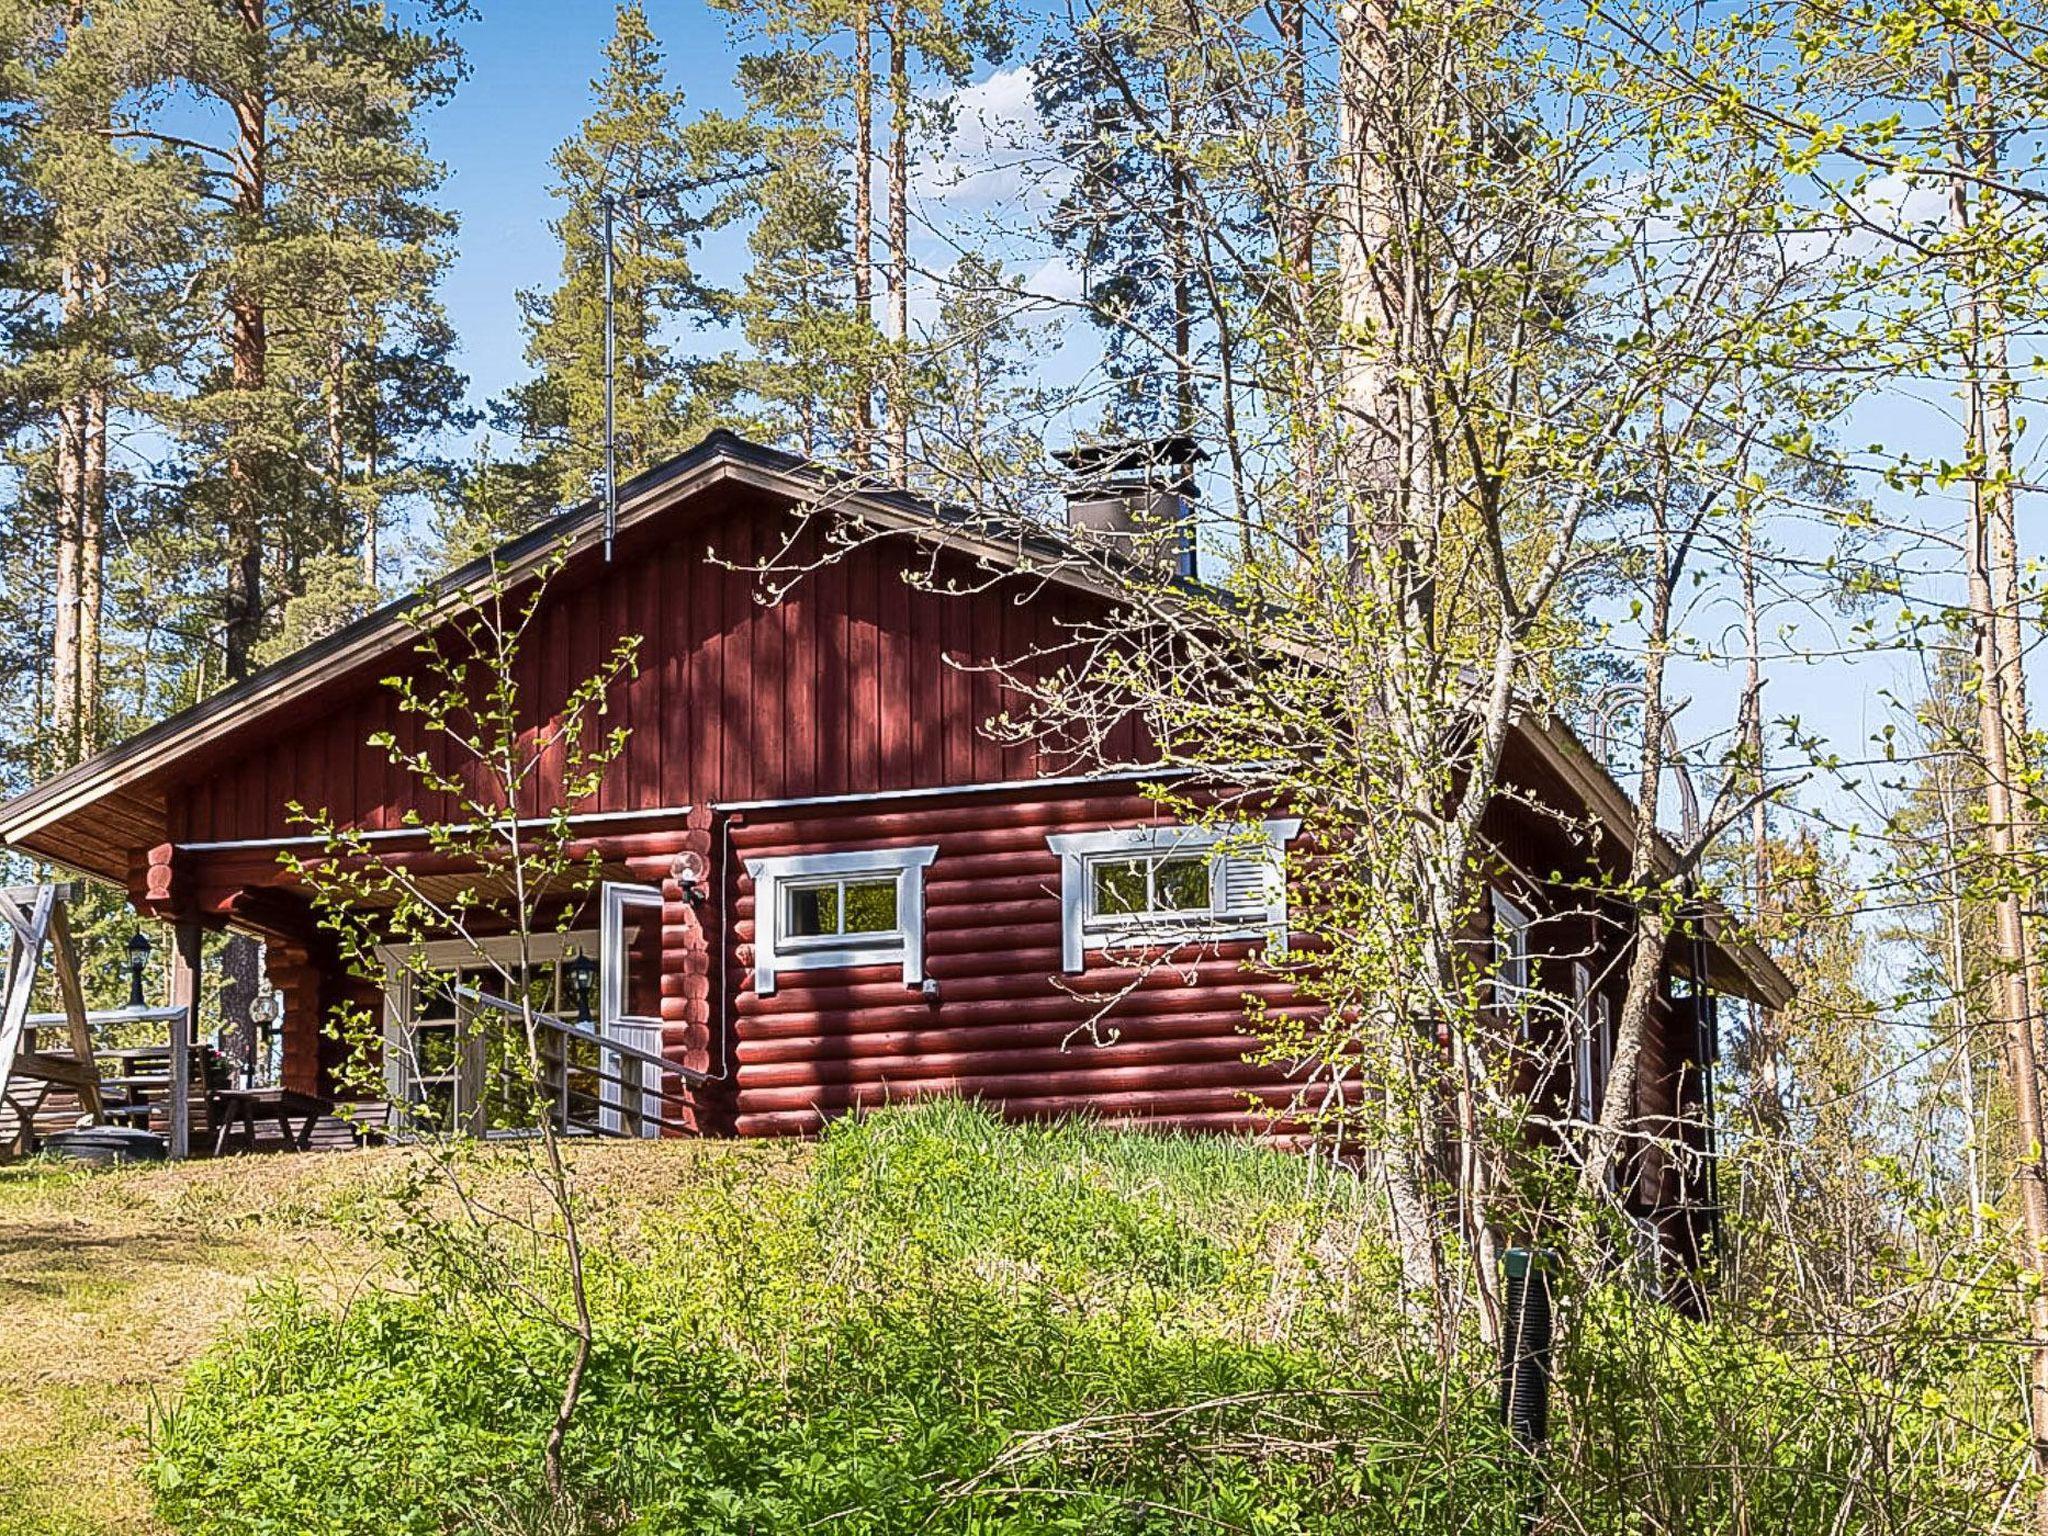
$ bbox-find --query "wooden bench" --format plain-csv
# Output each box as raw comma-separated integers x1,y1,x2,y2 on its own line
93,1045,229,1147
211,1086,333,1154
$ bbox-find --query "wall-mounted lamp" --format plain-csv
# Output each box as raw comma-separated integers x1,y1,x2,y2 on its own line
124,930,152,1010
565,949,598,1025
670,850,708,904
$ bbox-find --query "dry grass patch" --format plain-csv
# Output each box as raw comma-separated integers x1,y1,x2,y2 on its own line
0,1138,807,1536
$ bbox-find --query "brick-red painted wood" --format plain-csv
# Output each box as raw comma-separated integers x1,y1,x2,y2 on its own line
163,485,1135,844
722,780,1318,1138
121,471,1711,1172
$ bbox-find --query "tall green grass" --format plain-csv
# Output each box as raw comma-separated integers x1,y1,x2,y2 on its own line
147,1103,2016,1534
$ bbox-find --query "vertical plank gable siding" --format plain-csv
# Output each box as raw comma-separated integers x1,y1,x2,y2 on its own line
165,487,1139,843
725,784,1313,1138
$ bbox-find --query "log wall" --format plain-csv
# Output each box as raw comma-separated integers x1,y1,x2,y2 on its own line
721,782,1315,1138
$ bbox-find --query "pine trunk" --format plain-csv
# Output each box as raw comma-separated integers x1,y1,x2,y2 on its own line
223,0,269,683
51,256,85,765
852,7,874,470
80,375,106,749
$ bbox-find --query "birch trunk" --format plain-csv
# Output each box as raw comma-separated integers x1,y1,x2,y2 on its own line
1948,62,2048,1533
1973,62,2044,1067
1334,0,1402,558
1580,493,1675,1206
885,0,910,483
852,6,874,470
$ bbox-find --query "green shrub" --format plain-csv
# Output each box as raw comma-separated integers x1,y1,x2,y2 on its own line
149,1104,1515,1534
147,1104,2022,1534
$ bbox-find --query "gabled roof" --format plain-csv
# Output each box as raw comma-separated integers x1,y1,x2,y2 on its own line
0,429,1792,1007
0,431,1081,870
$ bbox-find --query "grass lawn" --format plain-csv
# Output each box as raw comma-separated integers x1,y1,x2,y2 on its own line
0,1141,805,1536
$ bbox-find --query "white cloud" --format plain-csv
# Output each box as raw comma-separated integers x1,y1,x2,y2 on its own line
1785,170,1950,266
916,66,1072,214
1021,253,1084,306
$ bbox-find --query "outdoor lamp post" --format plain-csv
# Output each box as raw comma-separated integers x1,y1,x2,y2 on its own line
124,930,152,1010
566,950,597,1025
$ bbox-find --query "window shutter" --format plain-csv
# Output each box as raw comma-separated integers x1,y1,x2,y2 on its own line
1220,852,1271,914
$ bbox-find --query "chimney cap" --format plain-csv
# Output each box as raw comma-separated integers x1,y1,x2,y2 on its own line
1051,434,1208,479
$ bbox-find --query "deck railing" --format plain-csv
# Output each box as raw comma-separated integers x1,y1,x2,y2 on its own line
459,989,707,1139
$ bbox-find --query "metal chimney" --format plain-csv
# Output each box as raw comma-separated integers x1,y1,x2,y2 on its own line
1052,435,1206,580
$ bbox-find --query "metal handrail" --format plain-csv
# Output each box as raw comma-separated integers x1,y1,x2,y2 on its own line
459,989,707,1085
23,1005,191,1028
454,988,706,1138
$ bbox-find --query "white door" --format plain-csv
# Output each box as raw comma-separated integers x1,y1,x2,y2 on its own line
599,882,666,1136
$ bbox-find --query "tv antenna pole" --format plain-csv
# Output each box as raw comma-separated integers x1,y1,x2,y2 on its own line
602,189,618,561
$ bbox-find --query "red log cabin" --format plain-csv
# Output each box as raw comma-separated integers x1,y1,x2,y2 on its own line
0,431,1787,1256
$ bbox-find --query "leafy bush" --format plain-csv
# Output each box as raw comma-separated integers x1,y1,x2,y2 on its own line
150,1104,1516,1534
148,1103,2020,1534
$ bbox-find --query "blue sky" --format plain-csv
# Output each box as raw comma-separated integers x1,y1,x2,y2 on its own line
429,2,751,419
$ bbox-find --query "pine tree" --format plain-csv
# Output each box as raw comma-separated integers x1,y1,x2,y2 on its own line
918,252,1045,502
0,1,201,766
1034,9,1205,436
494,3,717,514
705,38,867,457
94,0,471,680
878,0,1007,479
707,0,1007,478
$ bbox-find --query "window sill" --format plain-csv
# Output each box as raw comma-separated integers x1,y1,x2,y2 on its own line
1081,920,1274,950
757,942,911,980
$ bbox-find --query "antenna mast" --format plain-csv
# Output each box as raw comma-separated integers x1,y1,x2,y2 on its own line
602,190,618,562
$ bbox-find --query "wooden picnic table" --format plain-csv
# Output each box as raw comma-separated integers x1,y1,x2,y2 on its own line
211,1086,332,1154
91,1044,229,1143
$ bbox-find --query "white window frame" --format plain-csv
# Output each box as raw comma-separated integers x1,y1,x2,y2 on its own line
1570,961,1596,1124
743,845,937,996
1491,890,1535,1029
1045,819,1301,974
1595,992,1613,1114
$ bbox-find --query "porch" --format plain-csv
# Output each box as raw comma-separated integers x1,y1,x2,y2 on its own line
0,880,705,1161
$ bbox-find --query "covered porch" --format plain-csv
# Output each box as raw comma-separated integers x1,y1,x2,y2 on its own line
0,819,721,1160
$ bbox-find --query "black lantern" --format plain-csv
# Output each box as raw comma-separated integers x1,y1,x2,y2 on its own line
565,949,597,1025
124,930,152,1010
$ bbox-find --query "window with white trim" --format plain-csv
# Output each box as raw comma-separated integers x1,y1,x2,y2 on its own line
1045,819,1301,973
1570,961,1597,1124
744,845,937,995
1491,890,1535,1031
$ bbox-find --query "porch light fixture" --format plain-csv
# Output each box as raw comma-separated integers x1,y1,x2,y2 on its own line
124,930,152,1010
566,949,598,1025
670,850,707,904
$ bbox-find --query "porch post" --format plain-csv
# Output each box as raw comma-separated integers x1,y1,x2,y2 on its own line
168,918,203,1160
